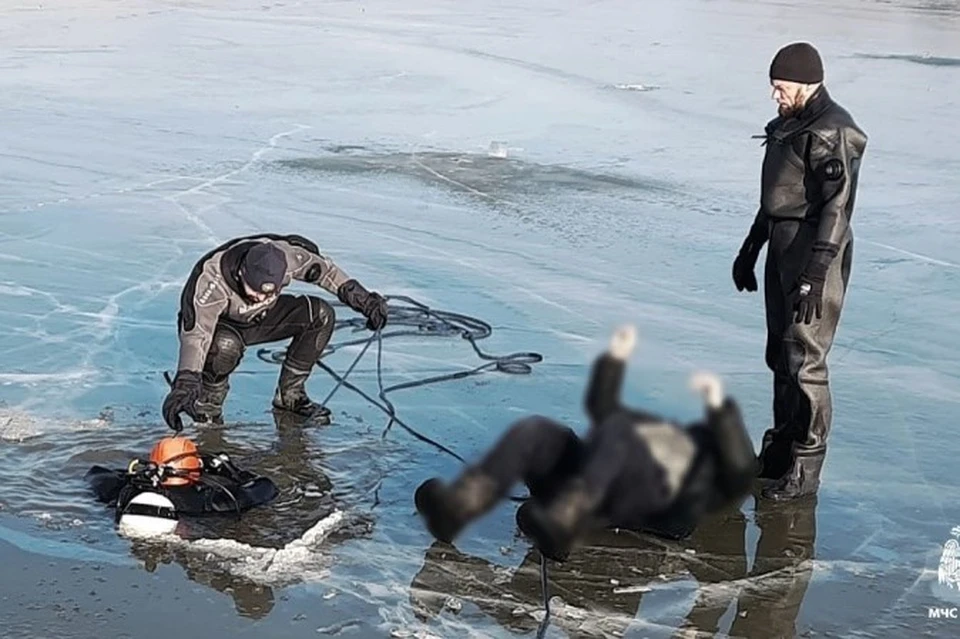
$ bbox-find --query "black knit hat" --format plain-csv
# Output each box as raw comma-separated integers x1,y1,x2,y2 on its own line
241,242,287,293
769,42,823,84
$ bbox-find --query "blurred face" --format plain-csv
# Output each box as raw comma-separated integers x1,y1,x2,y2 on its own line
771,79,816,117
239,271,278,304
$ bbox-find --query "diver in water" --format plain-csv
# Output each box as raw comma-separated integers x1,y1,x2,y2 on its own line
85,436,279,534
162,233,389,430
414,324,758,561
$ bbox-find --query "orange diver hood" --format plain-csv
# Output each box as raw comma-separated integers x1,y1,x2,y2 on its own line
149,436,202,486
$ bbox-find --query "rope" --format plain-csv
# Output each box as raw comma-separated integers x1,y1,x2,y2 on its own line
254,293,553,631
254,294,543,465
537,552,552,639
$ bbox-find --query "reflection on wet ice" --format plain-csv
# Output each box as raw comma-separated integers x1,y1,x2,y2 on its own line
409,494,818,638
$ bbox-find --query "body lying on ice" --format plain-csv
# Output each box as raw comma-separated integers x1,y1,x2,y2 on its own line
415,324,757,561
162,233,389,430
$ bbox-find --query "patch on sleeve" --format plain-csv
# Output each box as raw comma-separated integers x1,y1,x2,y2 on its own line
197,280,221,305
822,158,844,181
304,263,322,282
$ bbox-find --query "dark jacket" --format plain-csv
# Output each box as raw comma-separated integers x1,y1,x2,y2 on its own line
746,86,868,250
583,353,757,538
175,233,351,374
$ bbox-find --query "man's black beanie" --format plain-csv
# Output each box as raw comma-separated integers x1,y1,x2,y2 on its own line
769,42,823,84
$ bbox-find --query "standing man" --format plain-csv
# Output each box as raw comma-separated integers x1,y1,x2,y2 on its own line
162,233,389,431
732,42,867,500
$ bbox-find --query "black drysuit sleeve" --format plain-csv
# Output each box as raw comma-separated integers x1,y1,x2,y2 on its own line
583,353,661,428
704,398,758,502
807,126,865,249
583,353,626,426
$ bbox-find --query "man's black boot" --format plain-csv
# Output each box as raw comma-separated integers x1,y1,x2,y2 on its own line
272,361,331,425
414,469,500,544
761,447,825,501
516,478,595,562
756,427,795,481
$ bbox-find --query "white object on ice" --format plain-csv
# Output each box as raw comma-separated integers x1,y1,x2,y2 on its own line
488,141,508,159
118,492,179,537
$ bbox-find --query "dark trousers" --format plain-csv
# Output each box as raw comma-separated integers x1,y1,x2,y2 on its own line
761,219,853,476
203,294,335,385
474,415,675,528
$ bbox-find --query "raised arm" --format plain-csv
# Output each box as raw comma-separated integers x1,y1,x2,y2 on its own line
584,325,635,425
689,371,758,501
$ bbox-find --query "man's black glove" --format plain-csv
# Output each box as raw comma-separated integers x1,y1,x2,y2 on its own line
363,293,389,331
732,225,766,293
337,279,389,331
162,370,202,432
792,242,838,325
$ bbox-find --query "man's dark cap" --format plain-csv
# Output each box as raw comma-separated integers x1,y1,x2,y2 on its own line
241,242,287,293
770,42,824,84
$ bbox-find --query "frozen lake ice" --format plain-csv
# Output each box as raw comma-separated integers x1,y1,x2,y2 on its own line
0,0,958,636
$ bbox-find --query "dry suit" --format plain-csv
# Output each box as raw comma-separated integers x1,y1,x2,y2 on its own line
733,85,867,500
162,233,387,429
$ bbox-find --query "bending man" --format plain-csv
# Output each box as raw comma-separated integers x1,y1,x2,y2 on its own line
162,233,388,430
414,325,757,561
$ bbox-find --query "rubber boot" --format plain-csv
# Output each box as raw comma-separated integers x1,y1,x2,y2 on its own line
515,478,596,562
756,427,795,481
272,362,331,425
195,378,228,426
414,469,500,544
761,446,825,501
757,368,805,482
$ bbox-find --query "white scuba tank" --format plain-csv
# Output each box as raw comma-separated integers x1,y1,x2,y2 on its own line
118,491,179,537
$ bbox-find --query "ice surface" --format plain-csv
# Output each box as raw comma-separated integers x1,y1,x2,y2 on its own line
0,0,959,637
120,509,346,586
